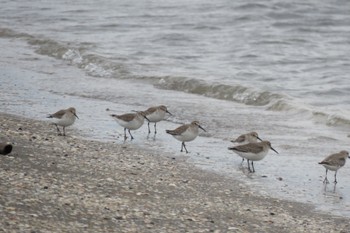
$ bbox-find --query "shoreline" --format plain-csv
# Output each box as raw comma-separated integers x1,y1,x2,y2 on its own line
0,112,349,232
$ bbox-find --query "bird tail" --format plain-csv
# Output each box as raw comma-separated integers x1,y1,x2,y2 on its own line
46,114,53,118
166,130,176,135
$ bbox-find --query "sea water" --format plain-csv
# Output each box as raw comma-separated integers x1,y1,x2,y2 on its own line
1,0,350,217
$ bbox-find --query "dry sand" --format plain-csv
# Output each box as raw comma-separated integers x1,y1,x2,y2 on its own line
0,112,349,233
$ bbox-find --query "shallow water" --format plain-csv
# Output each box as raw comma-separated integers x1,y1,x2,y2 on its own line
1,0,350,217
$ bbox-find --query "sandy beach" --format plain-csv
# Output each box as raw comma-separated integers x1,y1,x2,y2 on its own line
0,112,349,233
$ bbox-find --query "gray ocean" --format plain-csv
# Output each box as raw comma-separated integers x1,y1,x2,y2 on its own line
1,0,350,217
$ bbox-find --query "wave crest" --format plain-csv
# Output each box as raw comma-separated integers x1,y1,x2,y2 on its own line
156,77,284,106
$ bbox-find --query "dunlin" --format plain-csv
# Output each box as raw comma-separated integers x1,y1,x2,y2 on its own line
111,111,149,141
47,107,79,136
143,105,172,135
319,150,349,184
231,132,262,144
228,141,278,173
231,132,263,165
166,121,206,153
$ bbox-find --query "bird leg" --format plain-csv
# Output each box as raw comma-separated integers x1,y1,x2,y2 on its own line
123,128,128,141
247,159,253,173
54,124,62,136
323,169,329,184
128,129,134,140
181,142,188,153
251,161,255,173
63,126,66,136
334,170,338,184
147,122,151,135
154,123,157,135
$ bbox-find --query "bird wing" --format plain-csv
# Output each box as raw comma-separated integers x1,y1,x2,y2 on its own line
116,113,135,122
166,124,188,135
48,109,66,119
319,152,346,167
145,107,157,115
232,135,246,143
229,143,264,154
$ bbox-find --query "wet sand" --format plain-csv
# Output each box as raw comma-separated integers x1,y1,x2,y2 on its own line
0,112,349,232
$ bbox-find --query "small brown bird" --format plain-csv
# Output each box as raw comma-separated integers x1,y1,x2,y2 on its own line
228,141,278,173
319,150,350,184
166,121,206,153
231,132,262,144
111,111,149,141
231,131,263,165
143,105,172,135
47,107,79,136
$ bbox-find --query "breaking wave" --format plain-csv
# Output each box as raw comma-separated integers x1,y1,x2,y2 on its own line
2,27,350,127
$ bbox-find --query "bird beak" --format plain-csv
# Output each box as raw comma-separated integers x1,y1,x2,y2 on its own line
74,113,79,119
257,136,263,141
270,146,279,154
166,110,173,116
137,111,150,122
143,115,150,122
199,125,206,132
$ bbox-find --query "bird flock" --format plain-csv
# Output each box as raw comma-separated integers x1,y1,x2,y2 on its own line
47,106,350,184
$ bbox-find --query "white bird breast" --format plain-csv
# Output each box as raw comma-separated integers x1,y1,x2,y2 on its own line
173,127,199,142
321,164,340,171
235,150,269,161
146,110,166,122
116,116,144,130
54,114,76,127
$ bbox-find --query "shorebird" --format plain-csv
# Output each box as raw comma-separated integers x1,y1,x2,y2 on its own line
231,131,263,165
111,111,149,141
47,107,79,136
228,141,278,173
319,150,349,184
166,121,206,153
143,105,172,135
231,132,262,144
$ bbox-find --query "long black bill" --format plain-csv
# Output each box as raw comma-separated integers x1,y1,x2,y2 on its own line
199,125,206,132
137,111,149,122
270,146,279,154
166,110,173,116
74,113,79,119
143,115,150,122
257,136,263,141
